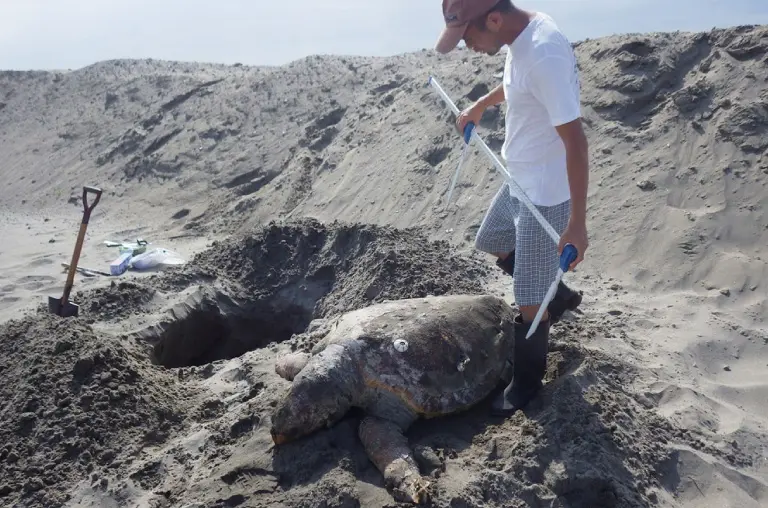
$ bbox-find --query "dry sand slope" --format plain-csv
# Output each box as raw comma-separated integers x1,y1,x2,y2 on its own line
0,22,767,508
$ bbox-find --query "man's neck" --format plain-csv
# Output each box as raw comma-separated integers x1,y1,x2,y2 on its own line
499,9,535,46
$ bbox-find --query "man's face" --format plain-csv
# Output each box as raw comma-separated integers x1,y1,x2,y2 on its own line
462,12,504,55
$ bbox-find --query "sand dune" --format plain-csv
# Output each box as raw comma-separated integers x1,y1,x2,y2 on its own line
0,22,767,508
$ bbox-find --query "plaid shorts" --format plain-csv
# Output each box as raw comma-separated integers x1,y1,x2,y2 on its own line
474,183,571,306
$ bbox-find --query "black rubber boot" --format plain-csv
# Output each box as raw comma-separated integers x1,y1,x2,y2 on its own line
547,281,583,324
490,315,549,416
495,250,582,323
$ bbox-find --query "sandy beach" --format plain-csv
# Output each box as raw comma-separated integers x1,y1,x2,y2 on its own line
1,23,766,508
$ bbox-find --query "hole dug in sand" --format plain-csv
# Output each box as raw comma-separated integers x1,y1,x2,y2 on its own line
146,286,311,368
139,219,489,369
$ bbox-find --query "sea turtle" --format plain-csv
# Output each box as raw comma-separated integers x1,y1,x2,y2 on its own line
270,294,517,504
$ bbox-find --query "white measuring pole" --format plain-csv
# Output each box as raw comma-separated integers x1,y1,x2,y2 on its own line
445,133,473,208
427,75,561,246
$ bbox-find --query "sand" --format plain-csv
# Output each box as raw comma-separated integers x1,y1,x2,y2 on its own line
1,22,767,508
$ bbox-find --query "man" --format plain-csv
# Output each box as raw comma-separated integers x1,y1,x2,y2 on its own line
434,0,590,415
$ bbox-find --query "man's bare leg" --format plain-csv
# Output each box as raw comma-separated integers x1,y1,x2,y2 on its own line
519,304,547,324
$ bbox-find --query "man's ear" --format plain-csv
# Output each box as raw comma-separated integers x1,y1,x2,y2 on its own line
485,11,504,32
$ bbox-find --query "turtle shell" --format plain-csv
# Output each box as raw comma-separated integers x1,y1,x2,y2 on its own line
321,294,516,418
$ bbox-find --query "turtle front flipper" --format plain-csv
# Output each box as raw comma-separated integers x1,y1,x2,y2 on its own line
271,343,363,444
358,416,430,505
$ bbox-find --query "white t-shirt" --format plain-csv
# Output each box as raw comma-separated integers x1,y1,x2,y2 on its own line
501,12,581,207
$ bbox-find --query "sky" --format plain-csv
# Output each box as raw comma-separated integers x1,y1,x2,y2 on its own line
1,0,767,70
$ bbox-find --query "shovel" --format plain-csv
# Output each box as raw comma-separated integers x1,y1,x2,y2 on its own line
48,185,102,317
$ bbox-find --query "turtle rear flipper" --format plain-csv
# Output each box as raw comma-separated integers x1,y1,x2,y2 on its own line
359,416,431,505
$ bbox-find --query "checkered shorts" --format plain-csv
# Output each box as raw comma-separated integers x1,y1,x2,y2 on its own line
474,183,571,306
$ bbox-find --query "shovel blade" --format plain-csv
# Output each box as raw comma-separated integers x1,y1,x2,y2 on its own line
48,296,79,317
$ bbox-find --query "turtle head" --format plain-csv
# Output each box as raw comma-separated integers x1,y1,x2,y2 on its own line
270,344,360,445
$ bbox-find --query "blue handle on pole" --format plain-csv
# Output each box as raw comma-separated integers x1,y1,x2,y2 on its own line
559,243,578,272
463,122,475,144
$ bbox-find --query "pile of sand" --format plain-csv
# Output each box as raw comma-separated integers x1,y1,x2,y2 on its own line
0,312,193,508
169,217,490,315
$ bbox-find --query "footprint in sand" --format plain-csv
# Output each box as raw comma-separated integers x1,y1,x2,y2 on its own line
0,283,22,307
28,255,56,267
15,275,58,291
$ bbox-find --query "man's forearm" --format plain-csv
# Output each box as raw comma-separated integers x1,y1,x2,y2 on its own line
477,83,505,109
565,130,589,224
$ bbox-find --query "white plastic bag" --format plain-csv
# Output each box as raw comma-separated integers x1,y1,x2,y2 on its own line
129,248,185,270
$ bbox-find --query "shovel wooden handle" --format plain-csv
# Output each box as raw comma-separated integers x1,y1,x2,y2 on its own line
61,186,102,303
